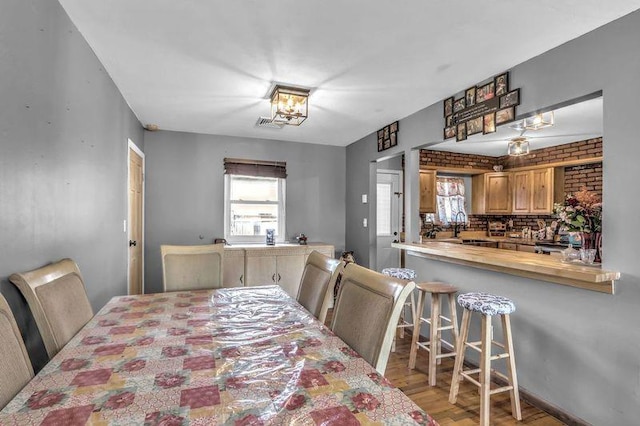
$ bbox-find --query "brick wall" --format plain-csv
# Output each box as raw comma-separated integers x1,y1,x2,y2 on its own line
419,138,603,233
420,150,497,170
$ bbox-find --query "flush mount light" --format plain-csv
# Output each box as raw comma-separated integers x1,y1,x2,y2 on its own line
270,85,310,126
507,137,530,156
510,111,554,132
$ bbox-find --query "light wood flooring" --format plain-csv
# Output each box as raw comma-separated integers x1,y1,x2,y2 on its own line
385,335,566,425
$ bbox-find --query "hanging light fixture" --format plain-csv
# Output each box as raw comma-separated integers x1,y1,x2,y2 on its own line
270,85,310,126
507,136,530,156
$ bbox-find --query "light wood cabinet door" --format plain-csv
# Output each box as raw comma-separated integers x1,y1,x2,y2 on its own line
276,254,306,298
517,244,536,253
223,249,245,287
485,173,511,214
499,242,518,251
512,171,531,214
530,168,554,214
419,171,437,213
245,254,277,286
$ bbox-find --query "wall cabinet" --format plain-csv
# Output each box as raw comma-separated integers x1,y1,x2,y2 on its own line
473,167,563,215
512,168,555,214
472,172,511,214
419,171,437,213
225,244,334,298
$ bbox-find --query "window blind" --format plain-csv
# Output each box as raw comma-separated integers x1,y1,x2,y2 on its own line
224,158,287,179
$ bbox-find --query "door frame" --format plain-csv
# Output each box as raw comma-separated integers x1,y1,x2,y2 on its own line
375,168,404,271
127,138,145,294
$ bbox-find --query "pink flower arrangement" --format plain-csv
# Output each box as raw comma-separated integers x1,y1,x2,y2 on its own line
554,186,602,234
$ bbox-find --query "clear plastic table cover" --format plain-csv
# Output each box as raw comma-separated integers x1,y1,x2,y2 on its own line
0,286,437,425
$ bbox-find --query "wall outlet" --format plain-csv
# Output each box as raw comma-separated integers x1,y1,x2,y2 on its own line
363,218,368,228
362,194,368,203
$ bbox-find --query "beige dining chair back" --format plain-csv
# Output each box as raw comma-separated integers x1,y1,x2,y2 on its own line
330,263,415,375
161,244,225,292
0,293,34,410
9,258,94,359
296,251,343,324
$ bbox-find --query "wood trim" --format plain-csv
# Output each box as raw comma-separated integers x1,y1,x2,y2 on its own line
505,156,602,172
420,166,491,175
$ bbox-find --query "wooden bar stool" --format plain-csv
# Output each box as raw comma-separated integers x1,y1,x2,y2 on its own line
381,268,417,350
408,282,459,386
449,292,522,426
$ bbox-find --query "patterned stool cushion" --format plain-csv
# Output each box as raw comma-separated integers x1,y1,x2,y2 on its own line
457,292,516,316
381,268,417,280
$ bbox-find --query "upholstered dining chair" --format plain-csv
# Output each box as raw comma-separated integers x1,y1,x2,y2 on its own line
0,293,34,410
330,263,416,375
9,258,94,359
161,244,224,292
296,251,343,324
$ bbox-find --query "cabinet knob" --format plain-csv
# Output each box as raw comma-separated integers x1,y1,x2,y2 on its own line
277,273,281,282
272,273,276,282
240,274,243,285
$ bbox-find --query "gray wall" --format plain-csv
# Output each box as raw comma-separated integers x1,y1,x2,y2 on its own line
143,131,346,294
0,0,144,371
346,10,640,424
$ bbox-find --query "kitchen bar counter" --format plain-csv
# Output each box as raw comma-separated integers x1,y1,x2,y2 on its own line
392,241,620,294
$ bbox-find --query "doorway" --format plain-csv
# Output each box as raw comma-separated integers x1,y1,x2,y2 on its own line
376,169,403,271
128,139,144,295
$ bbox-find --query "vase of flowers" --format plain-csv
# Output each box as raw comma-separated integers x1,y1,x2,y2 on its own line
553,186,602,262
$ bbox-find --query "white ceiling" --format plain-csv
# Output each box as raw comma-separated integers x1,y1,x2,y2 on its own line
58,1,640,147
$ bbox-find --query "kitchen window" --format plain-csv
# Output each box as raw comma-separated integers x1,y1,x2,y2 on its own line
224,158,286,243
435,177,467,226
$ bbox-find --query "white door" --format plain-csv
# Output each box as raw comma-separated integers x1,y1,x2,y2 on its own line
376,170,403,271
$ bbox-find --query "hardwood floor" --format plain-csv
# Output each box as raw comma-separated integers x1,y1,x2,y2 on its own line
384,335,566,425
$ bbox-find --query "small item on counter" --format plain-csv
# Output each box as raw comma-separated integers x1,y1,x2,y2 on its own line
266,229,275,245
295,233,308,245
561,246,580,262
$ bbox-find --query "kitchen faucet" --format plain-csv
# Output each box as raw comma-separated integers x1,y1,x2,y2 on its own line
453,211,467,238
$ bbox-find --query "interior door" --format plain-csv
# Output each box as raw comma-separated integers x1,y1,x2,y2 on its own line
128,143,144,295
376,170,402,271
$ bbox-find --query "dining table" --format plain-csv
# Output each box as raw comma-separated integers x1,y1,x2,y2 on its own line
0,285,437,425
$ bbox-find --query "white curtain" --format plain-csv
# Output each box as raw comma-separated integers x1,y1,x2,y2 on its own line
436,177,467,226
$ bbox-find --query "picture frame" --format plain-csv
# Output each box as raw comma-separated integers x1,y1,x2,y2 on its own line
383,138,391,149
453,97,466,113
445,115,453,127
500,89,520,109
465,87,476,107
483,112,496,134
444,126,456,140
444,97,454,117
496,107,515,125
456,122,467,142
476,81,495,103
377,129,384,139
390,132,397,147
466,116,483,135
383,126,390,140
494,72,509,96
377,138,384,152
389,121,398,133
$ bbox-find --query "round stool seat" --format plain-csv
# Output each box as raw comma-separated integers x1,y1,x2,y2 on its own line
381,268,416,281
457,292,515,316
416,281,458,294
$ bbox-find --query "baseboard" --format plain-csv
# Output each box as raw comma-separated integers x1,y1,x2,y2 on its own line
409,330,590,426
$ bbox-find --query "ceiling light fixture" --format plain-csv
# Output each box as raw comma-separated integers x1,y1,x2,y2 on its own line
507,137,530,156
510,111,555,132
270,85,310,126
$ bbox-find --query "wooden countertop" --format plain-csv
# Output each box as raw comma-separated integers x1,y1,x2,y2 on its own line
392,242,620,294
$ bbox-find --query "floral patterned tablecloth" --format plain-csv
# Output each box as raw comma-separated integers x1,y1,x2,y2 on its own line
0,286,437,425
